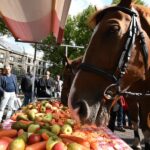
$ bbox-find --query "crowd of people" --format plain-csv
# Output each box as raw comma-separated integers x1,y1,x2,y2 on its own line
0,64,63,122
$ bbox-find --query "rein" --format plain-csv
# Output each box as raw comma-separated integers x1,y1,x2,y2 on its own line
79,6,149,99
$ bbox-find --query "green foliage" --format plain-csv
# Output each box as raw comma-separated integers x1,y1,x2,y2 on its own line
38,5,96,76
112,0,145,5
64,5,95,59
0,18,11,35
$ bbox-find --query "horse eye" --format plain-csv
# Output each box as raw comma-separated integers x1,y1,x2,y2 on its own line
108,25,120,33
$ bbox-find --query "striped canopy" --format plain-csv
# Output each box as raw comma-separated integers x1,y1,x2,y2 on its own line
0,0,71,43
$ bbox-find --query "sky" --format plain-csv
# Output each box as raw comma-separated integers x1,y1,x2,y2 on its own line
69,0,150,16
1,0,150,56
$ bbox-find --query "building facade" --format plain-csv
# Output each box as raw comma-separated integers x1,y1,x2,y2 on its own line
0,38,50,81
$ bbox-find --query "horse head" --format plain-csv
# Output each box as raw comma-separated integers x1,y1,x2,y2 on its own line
68,0,150,126
61,56,83,106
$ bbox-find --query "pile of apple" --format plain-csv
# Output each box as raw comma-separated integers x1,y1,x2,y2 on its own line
0,100,131,150
0,100,92,150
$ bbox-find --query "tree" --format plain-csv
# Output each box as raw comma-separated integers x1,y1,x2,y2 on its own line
0,18,11,35
64,5,96,59
112,0,144,5
38,5,96,76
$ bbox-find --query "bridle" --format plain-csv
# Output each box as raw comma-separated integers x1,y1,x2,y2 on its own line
79,6,149,99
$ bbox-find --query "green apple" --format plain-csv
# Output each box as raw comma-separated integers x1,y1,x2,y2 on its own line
45,102,52,109
46,138,60,150
61,124,73,135
27,124,40,133
40,106,46,113
67,142,89,150
51,124,61,135
27,110,36,121
65,119,75,126
9,138,25,150
43,114,52,122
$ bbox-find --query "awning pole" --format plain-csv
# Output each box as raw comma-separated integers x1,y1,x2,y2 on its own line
31,43,37,102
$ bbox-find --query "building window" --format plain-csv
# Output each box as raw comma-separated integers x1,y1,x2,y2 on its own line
39,61,42,65
27,66,30,73
10,56,15,62
38,69,41,75
28,58,32,63
18,58,22,63
0,53,4,58
9,64,14,68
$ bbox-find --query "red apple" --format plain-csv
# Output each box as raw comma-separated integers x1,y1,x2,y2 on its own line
46,109,53,114
28,134,41,144
52,142,67,150
52,102,60,108
0,138,11,150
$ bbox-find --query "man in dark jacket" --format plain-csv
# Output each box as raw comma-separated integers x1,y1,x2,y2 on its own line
21,72,37,106
0,64,18,122
37,71,55,98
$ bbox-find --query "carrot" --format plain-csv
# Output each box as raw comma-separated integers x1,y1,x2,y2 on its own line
0,136,13,143
19,120,33,125
10,112,24,121
62,137,74,145
0,129,17,138
25,141,46,150
41,132,49,141
60,134,87,144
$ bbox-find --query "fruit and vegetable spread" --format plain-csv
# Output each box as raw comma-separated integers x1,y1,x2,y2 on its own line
0,100,132,150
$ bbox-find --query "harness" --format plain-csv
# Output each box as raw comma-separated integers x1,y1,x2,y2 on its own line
79,6,149,99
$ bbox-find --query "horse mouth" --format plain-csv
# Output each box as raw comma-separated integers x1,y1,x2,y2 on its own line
69,99,109,127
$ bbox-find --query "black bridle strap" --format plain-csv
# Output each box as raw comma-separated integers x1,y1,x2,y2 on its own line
79,63,117,82
115,14,138,78
139,32,148,70
79,6,149,84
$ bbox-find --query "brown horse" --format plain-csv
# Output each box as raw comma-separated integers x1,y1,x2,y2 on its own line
68,0,150,149
62,56,142,149
61,56,83,106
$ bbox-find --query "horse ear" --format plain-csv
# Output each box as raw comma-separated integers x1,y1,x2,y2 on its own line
88,10,102,29
64,55,72,65
118,0,133,7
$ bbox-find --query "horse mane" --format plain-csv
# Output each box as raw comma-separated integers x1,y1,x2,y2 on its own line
133,4,150,37
88,4,150,37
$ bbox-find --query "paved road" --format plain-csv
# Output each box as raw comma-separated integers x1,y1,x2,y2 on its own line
115,128,144,149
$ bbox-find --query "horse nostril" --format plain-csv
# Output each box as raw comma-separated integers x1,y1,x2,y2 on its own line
78,100,90,120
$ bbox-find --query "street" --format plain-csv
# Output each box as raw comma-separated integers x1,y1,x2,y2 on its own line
115,128,144,149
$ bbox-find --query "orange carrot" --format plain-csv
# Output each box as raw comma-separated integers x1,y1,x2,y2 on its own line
19,120,33,125
25,141,46,150
41,132,49,141
0,136,13,143
60,134,87,144
0,129,17,138
10,112,24,121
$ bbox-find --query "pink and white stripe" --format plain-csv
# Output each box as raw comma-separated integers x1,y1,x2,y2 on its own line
0,0,71,43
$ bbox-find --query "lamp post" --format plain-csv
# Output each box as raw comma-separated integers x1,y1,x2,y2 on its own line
61,44,84,57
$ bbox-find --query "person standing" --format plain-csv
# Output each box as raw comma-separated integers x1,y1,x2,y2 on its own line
0,64,18,122
37,71,55,98
108,96,125,132
54,75,63,98
21,71,37,106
